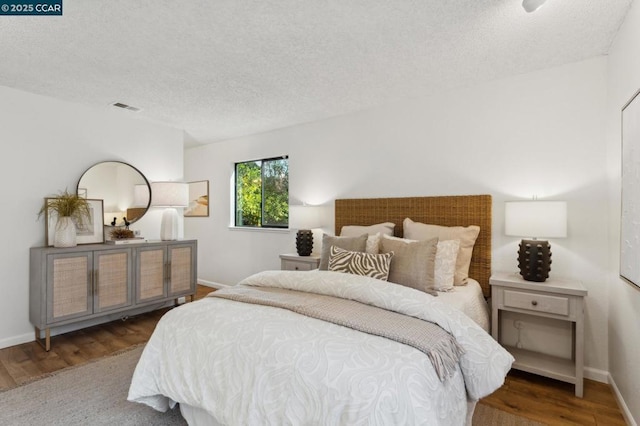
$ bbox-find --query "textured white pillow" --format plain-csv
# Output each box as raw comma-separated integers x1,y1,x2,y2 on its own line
340,222,395,237
434,240,460,292
366,233,381,254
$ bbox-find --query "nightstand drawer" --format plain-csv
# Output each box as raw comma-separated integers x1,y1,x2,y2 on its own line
281,260,315,271
503,290,569,316
279,254,320,271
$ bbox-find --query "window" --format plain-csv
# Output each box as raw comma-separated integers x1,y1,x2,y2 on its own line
235,156,289,228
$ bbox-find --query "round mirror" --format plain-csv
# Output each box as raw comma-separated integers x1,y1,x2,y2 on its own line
77,161,151,227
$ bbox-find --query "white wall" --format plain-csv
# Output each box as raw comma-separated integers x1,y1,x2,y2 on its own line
185,57,610,374
0,85,184,349
606,0,640,423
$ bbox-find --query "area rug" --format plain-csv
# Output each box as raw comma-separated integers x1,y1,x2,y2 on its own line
0,345,542,425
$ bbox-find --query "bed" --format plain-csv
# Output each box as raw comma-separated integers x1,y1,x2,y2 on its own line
128,195,513,425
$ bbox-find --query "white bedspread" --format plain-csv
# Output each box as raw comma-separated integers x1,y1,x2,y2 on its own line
436,279,490,332
128,270,513,425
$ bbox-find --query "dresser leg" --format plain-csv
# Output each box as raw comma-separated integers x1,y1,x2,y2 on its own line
35,327,51,351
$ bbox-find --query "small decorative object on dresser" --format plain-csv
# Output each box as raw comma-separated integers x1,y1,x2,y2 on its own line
505,200,567,282
490,271,587,397
110,228,135,240
280,253,320,271
40,190,104,247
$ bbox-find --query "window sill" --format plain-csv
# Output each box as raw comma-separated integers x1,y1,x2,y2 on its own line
228,226,291,234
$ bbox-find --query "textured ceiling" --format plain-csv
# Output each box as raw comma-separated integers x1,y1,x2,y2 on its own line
0,0,633,147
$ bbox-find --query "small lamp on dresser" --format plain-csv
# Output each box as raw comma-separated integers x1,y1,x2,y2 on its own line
505,200,567,282
289,204,322,256
151,182,189,241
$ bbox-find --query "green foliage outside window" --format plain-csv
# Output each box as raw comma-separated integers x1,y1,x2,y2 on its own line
235,157,288,227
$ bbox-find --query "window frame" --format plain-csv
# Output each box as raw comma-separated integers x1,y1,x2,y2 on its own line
233,155,289,229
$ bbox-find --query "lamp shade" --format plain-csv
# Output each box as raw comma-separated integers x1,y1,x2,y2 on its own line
151,182,188,208
289,205,322,230
505,201,567,238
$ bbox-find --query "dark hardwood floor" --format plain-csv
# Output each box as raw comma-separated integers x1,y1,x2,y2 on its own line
0,285,627,425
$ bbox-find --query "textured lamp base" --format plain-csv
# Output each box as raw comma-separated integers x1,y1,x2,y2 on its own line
160,208,179,241
517,239,552,282
296,230,313,256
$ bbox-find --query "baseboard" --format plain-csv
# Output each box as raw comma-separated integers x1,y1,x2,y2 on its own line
0,332,34,350
584,366,609,383
197,279,231,289
609,373,638,426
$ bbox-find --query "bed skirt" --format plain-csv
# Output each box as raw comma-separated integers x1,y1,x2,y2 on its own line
179,401,478,426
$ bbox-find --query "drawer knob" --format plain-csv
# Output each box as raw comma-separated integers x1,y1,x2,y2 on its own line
295,266,299,270
531,300,538,306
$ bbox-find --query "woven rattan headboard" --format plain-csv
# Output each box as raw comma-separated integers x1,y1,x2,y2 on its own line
335,195,492,297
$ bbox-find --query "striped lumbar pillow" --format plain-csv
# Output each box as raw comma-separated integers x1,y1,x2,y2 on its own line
328,245,394,281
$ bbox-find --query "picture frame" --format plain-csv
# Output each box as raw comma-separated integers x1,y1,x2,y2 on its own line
184,180,209,217
45,198,105,246
620,88,640,288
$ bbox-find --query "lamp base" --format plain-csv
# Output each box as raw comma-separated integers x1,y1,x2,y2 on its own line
160,208,179,241
517,239,552,282
296,230,313,256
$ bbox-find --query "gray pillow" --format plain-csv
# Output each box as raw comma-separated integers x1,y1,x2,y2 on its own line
319,233,368,270
379,235,438,295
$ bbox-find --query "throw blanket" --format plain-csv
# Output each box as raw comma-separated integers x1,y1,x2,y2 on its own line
211,285,465,382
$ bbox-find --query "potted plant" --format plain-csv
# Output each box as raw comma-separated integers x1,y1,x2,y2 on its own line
39,189,91,247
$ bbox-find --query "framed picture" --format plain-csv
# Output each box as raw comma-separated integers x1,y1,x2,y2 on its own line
45,198,104,246
621,88,640,288
184,180,209,217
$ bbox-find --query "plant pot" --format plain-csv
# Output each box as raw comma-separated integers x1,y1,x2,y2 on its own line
54,216,77,247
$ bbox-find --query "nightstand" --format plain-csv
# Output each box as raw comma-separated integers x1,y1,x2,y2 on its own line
490,271,588,397
279,254,320,271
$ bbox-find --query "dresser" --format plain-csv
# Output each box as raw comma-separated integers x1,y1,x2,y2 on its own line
490,271,587,397
30,240,197,351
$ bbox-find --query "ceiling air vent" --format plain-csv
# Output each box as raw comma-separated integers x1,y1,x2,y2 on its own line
110,102,141,112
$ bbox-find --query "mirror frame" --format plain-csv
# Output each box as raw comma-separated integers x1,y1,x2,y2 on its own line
76,161,151,227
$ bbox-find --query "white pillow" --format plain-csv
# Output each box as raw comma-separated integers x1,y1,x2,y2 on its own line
365,233,381,254
433,240,460,292
340,222,395,237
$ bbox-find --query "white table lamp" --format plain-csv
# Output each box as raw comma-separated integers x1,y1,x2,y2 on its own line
505,200,567,282
151,182,189,241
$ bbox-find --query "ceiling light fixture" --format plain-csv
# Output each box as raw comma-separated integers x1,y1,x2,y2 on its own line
522,0,547,13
